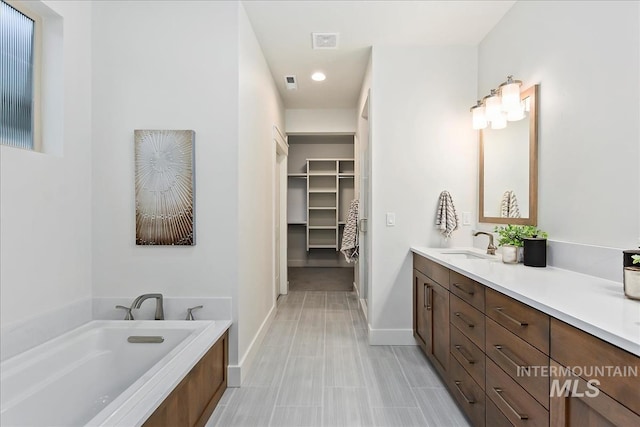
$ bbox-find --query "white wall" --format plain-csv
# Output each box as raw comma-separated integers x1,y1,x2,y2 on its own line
237,2,285,373
369,46,478,343
0,0,92,326
286,109,356,134
91,1,240,363
478,1,640,249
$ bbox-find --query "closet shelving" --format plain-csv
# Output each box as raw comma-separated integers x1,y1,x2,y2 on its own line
287,158,354,251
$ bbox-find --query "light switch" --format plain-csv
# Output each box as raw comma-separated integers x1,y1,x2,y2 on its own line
462,212,471,226
386,212,396,226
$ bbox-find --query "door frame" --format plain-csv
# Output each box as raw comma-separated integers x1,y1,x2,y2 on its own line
273,125,288,298
357,90,371,318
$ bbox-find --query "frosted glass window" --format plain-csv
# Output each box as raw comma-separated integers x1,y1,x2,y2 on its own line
0,1,35,150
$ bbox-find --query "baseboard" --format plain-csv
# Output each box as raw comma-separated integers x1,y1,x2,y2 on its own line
359,298,368,321
227,365,241,388
228,303,277,387
288,260,353,268
368,327,417,346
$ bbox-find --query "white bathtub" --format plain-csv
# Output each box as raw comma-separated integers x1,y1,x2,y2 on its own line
0,320,231,427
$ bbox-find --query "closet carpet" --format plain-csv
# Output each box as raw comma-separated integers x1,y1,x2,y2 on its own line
288,267,354,292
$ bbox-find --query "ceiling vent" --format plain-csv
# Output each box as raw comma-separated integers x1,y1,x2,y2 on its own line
284,75,297,90
312,32,339,49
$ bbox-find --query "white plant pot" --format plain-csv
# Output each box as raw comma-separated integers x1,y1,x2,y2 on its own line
624,267,640,300
502,245,519,264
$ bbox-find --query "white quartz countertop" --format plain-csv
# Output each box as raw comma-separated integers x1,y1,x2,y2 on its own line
411,247,640,357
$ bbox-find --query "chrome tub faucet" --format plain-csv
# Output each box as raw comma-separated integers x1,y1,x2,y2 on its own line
131,293,164,320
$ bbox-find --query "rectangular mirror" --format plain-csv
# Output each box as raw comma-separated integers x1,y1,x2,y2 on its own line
479,84,538,225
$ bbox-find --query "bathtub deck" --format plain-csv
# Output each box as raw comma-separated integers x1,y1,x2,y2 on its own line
206,291,471,426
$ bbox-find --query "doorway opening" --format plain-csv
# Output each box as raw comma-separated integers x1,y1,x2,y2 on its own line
286,134,355,292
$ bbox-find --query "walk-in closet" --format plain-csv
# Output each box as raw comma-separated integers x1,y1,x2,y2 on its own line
287,135,355,291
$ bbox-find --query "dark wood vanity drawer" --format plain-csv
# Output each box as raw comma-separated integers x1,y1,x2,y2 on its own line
414,254,450,289
451,324,486,389
449,356,486,427
450,271,485,313
486,288,549,354
450,294,485,351
550,318,640,415
486,358,549,427
486,397,513,427
486,318,550,409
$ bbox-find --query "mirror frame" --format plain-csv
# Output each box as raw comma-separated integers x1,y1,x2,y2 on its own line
479,84,539,225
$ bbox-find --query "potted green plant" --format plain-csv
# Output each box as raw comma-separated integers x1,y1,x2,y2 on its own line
624,254,640,300
494,225,548,264
494,225,525,264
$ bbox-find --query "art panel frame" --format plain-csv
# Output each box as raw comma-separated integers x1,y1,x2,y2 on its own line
134,129,195,245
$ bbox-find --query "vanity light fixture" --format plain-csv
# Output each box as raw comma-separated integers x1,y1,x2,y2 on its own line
470,75,526,130
506,101,526,122
311,72,326,82
499,75,523,112
490,114,507,129
470,100,487,130
484,89,504,122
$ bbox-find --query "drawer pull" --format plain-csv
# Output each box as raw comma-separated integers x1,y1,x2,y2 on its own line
494,345,527,370
423,283,427,308
453,283,475,296
454,381,476,404
454,344,476,364
454,312,475,328
493,387,528,420
493,307,528,327
426,285,432,311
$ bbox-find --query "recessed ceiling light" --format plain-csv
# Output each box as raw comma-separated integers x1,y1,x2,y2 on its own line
311,72,326,82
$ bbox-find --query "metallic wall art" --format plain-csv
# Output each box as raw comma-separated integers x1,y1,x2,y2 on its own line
134,130,195,245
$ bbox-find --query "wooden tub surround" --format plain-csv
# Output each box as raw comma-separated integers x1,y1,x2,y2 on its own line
412,251,640,427
144,330,228,427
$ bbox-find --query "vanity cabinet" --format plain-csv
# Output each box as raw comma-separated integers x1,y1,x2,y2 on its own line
413,254,640,427
413,264,449,376
550,320,640,426
412,253,640,427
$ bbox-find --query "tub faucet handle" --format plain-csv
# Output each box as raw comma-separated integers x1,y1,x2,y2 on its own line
115,305,135,320
186,305,203,321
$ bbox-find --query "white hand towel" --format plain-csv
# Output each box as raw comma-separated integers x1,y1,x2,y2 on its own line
340,199,359,263
435,191,459,238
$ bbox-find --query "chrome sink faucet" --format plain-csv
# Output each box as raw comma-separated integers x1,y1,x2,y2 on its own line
131,293,164,320
474,231,497,255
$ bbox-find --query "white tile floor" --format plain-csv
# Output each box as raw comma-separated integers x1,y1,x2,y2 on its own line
206,291,470,427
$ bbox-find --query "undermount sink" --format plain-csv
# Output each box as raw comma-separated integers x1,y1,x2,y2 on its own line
438,250,497,260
